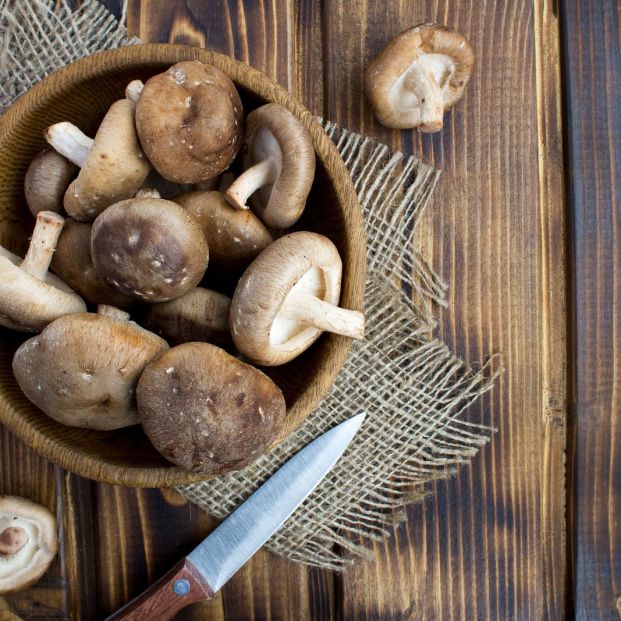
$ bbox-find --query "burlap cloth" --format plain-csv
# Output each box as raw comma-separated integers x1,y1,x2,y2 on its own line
0,0,497,571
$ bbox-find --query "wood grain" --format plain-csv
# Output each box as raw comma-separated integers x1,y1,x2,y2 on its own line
9,0,621,618
325,1,567,618
562,1,621,619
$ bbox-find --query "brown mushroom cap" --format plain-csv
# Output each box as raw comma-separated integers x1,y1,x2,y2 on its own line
140,287,231,346
24,149,77,216
364,23,474,131
12,305,169,430
135,61,243,184
0,496,58,595
230,232,364,366
174,191,273,272
91,197,209,302
45,99,151,220
137,342,286,474
0,211,86,332
51,218,135,306
225,104,315,229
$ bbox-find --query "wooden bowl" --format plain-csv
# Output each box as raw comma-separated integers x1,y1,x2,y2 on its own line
0,44,366,487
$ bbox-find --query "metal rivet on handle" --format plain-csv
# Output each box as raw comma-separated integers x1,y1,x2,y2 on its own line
173,579,191,596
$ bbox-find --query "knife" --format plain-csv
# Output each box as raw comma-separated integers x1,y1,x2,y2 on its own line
105,412,365,620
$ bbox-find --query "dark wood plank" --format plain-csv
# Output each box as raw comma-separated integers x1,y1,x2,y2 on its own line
322,1,567,618
561,1,621,619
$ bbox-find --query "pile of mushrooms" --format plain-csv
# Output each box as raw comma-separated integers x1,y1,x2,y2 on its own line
4,59,364,494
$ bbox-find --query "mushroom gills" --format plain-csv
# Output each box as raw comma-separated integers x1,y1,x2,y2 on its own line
395,54,455,130
0,497,58,595
227,126,282,210
0,515,38,579
268,265,364,350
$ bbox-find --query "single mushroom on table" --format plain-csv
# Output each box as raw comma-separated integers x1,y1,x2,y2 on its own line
0,211,86,332
137,342,286,475
0,496,58,595
24,149,77,216
12,305,168,430
230,231,364,366
140,287,231,346
134,61,243,184
174,190,273,273
51,218,135,307
364,23,474,131
44,97,151,220
225,103,315,229
90,196,209,302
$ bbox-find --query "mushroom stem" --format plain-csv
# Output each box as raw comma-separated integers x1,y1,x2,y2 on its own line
125,79,144,102
0,527,29,555
405,70,444,132
283,292,365,340
44,122,94,167
97,305,131,321
225,157,280,210
21,211,65,281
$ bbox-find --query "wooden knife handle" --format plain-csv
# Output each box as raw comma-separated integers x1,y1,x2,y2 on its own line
105,558,214,621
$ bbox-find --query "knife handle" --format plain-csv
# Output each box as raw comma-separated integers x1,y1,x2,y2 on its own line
105,558,214,621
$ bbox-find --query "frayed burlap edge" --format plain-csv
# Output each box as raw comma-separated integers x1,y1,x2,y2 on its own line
178,128,499,570
0,0,498,571
0,0,135,110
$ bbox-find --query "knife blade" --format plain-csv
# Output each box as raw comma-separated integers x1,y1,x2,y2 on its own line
105,412,365,621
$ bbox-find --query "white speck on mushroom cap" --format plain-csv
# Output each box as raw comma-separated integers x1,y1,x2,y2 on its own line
128,232,140,246
170,67,186,84
165,367,174,374
184,96,192,107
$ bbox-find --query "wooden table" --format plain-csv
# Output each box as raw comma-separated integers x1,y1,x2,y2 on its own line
1,0,619,618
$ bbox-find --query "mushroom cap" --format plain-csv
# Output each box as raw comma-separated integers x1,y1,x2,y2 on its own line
230,231,341,366
24,149,77,216
364,23,475,129
242,104,315,229
0,247,86,333
64,99,151,220
140,287,231,346
12,312,169,429
91,197,209,302
135,61,243,184
174,191,273,272
0,496,58,595
137,342,286,475
51,218,136,306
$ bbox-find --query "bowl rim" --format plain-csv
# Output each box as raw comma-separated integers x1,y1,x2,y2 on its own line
0,43,366,487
